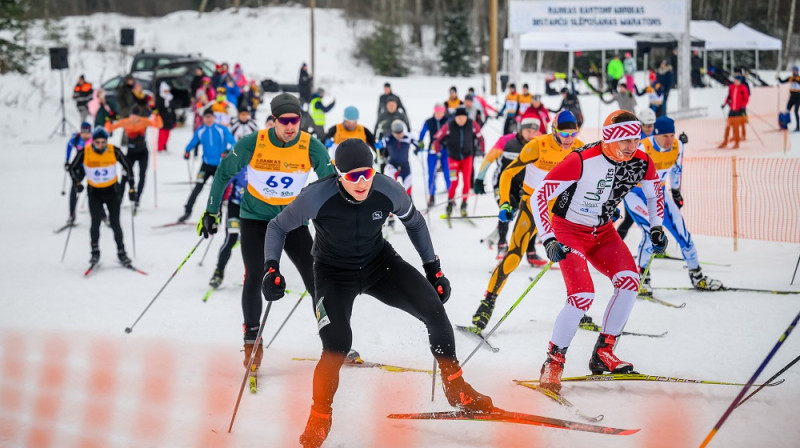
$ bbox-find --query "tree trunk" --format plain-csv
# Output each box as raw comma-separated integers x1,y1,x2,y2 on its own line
771,0,781,30
234,0,240,12
783,0,796,70
411,0,422,47
199,0,209,15
724,0,734,26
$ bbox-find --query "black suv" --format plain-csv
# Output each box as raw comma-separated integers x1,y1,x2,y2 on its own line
130,52,186,77
152,57,217,109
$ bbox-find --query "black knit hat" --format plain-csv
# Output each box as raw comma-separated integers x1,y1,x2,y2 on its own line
454,106,468,117
270,93,302,118
335,139,374,172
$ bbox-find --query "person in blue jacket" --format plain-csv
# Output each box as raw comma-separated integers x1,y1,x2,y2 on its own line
418,104,450,207
64,122,93,225
178,109,236,222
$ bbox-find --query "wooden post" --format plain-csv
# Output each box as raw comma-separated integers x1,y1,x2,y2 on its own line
731,156,739,251
310,0,316,92
489,0,497,95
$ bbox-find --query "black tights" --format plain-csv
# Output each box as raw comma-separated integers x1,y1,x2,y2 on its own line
88,186,124,251
310,245,459,413
788,93,800,130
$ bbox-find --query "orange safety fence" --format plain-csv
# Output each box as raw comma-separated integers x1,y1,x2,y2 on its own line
682,156,800,246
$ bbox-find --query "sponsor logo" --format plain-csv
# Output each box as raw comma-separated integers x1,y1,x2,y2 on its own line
372,211,383,220
584,168,614,201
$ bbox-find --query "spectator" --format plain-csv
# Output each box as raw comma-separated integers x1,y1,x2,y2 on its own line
377,82,409,120
623,52,636,92
190,67,205,97
92,88,118,128
156,81,177,152
224,76,241,109
777,66,800,132
72,74,93,123
116,74,136,119
607,54,624,93
233,63,248,89
691,50,704,88
655,60,674,116
548,87,584,127
719,75,749,149
309,88,336,138
298,63,312,107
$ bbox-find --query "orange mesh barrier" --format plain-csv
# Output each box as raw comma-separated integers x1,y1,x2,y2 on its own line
682,156,800,244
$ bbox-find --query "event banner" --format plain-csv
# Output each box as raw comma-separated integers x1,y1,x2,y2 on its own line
509,0,688,34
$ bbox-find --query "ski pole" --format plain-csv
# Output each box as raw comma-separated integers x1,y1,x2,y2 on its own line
462,261,554,367
735,354,800,409
152,129,158,209
61,170,67,195
228,301,273,433
264,290,308,349
637,252,657,295
791,253,800,285
698,308,800,448
198,233,215,266
131,206,136,258
124,237,205,334
442,215,497,220
60,211,76,263
430,357,437,402
186,158,193,189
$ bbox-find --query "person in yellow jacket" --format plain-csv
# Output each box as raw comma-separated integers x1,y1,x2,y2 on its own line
308,88,336,139
468,111,584,333
67,127,137,267
321,106,377,161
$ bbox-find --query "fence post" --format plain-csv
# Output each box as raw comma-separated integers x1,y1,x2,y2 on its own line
732,156,739,252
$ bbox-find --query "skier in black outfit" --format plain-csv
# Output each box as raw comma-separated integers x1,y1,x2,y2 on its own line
68,127,137,266
262,139,493,448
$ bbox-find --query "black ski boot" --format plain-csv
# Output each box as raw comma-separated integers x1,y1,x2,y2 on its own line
209,269,224,288
689,267,723,291
177,211,190,223
118,250,132,267
445,200,454,218
89,245,100,265
460,201,468,217
471,292,497,332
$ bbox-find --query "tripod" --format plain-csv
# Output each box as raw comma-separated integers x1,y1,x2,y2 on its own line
50,69,76,138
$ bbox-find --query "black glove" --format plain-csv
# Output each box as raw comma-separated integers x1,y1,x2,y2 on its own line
128,188,137,202
64,162,70,170
678,132,688,144
261,260,286,301
197,211,220,238
473,178,486,195
75,184,84,193
543,238,569,263
183,151,190,160
423,257,451,304
650,226,668,254
671,189,684,208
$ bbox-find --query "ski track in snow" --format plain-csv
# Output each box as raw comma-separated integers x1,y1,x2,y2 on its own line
1,6,799,448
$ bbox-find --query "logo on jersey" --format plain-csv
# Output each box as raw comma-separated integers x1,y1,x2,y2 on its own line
584,168,615,201
372,211,383,220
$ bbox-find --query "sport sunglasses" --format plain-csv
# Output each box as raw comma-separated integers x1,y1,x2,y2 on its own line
274,115,301,125
556,129,579,138
337,167,377,183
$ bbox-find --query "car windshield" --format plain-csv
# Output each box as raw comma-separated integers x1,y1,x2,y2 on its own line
102,77,121,90
155,65,190,78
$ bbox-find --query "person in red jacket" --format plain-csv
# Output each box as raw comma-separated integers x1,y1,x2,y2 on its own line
518,94,550,133
719,75,749,149
433,107,484,218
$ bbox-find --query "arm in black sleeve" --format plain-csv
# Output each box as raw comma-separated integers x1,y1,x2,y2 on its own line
68,150,85,184
323,125,337,143
115,147,135,188
375,175,436,262
364,128,377,150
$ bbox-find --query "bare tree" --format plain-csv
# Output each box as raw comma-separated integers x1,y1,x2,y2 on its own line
783,0,796,69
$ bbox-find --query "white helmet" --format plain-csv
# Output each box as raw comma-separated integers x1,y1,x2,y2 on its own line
638,108,656,125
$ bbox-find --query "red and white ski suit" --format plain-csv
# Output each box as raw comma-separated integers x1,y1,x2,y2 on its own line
532,142,664,348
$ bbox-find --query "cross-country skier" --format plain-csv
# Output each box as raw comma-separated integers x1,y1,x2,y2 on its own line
617,108,657,240
532,110,667,393
195,93,333,371
777,66,800,132
105,106,163,212
321,106,377,161
230,105,260,141
178,109,236,223
68,127,137,266
418,105,449,206
496,83,519,134
379,119,417,199
626,116,723,294
262,139,493,448
470,112,584,332
432,106,484,218
444,86,463,115
473,118,540,258
64,122,93,225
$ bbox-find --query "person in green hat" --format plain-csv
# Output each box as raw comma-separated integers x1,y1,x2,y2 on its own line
196,92,334,372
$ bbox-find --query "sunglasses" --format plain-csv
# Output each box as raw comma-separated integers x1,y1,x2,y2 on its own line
275,115,301,125
337,167,376,183
556,129,579,138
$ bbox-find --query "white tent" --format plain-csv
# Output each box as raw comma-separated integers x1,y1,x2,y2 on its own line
503,31,637,91
730,23,782,70
689,20,758,50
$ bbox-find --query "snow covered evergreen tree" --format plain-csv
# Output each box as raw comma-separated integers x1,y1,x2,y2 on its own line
357,21,408,77
439,12,474,77
0,0,37,74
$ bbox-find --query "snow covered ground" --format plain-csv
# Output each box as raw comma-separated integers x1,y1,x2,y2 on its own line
1,6,799,448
